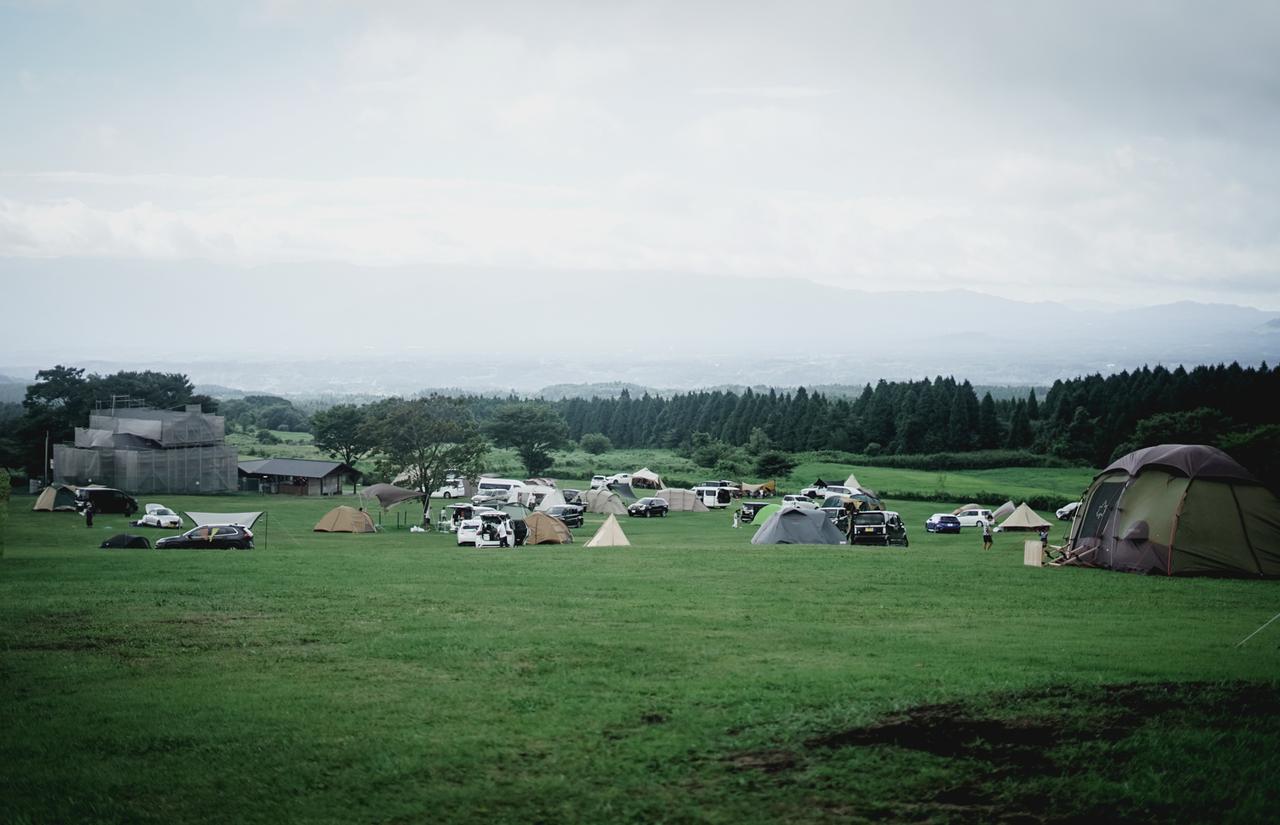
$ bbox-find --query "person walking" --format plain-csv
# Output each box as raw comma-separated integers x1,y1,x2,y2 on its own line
981,518,993,550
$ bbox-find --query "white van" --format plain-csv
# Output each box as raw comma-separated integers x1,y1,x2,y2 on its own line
471,478,527,504
432,473,466,499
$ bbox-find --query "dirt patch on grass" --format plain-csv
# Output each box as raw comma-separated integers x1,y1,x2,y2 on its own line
727,681,1280,822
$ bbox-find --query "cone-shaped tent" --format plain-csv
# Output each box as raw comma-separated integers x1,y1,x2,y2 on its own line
751,507,846,545
843,473,863,491
1065,444,1280,577
582,488,627,515
525,511,573,544
656,488,710,512
313,505,377,533
33,483,79,511
585,514,630,547
993,500,1017,521
999,502,1052,531
360,483,426,510
632,468,664,489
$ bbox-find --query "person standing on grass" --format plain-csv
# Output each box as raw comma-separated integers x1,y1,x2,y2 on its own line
84,501,95,528
981,518,993,550
732,509,741,529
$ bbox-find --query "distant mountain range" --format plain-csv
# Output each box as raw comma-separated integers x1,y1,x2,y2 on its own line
1,259,1276,396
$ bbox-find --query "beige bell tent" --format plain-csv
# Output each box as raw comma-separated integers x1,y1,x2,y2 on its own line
525,511,573,544
999,502,1052,531
993,500,1017,521
33,483,79,512
632,468,664,489
952,502,984,515
585,514,630,547
843,473,865,491
655,488,710,512
313,505,376,533
582,488,628,515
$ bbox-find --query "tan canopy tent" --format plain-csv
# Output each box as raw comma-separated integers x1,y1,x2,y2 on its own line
585,514,630,547
33,483,79,511
632,468,664,489
525,511,573,544
952,503,984,515
655,488,710,512
582,488,628,515
314,506,376,533
740,480,777,497
360,483,426,510
999,502,1052,531
993,500,1017,521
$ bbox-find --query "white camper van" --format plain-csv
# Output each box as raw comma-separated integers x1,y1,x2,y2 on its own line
471,478,527,504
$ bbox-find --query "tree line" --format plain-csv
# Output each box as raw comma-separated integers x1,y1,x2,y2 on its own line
546,363,1278,468
3,362,1277,493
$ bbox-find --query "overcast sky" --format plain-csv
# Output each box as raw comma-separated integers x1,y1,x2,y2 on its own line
3,0,1279,313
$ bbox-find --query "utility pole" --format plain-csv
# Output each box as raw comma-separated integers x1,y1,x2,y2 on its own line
44,430,50,486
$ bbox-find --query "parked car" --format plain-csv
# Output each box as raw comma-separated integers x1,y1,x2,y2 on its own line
738,501,772,523
800,484,853,499
692,485,733,508
954,508,996,529
589,475,608,489
627,497,669,518
457,512,515,547
1056,501,1081,521
470,478,526,505
545,504,585,528
156,524,254,550
136,503,182,529
849,510,909,547
781,494,819,510
561,488,583,506
924,513,962,533
75,487,138,516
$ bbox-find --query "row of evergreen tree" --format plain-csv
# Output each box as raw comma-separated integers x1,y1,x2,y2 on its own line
534,363,1277,466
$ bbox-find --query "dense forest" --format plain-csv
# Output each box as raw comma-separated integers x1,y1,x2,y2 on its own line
537,363,1279,469
3,363,1277,486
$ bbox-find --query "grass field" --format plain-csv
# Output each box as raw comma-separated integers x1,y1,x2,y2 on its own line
3,490,1278,823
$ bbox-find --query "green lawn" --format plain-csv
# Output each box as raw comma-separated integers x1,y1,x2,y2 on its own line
3,491,1276,823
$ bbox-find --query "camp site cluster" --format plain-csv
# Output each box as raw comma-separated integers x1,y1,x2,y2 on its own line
30,404,1280,577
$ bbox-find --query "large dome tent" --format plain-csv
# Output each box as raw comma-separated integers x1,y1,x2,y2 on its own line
1063,444,1280,577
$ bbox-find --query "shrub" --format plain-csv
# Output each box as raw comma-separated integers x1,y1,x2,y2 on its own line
579,433,612,455
755,450,797,478
256,430,282,445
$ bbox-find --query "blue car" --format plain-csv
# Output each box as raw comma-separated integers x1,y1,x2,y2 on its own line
925,513,962,533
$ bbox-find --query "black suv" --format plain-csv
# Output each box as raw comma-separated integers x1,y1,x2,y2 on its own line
76,487,139,516
849,510,909,547
545,504,585,527
156,524,255,550
627,497,669,518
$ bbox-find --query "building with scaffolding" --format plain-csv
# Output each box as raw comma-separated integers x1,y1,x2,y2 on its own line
52,403,239,494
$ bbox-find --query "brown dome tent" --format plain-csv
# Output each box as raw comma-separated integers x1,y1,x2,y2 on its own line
655,488,711,512
1063,444,1280,577
33,483,79,512
524,511,573,544
314,506,377,533
582,488,627,515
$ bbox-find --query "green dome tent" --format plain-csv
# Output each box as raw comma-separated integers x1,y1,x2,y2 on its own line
1064,444,1280,577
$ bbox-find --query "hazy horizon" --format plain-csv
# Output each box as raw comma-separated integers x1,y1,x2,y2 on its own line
4,1,1279,372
